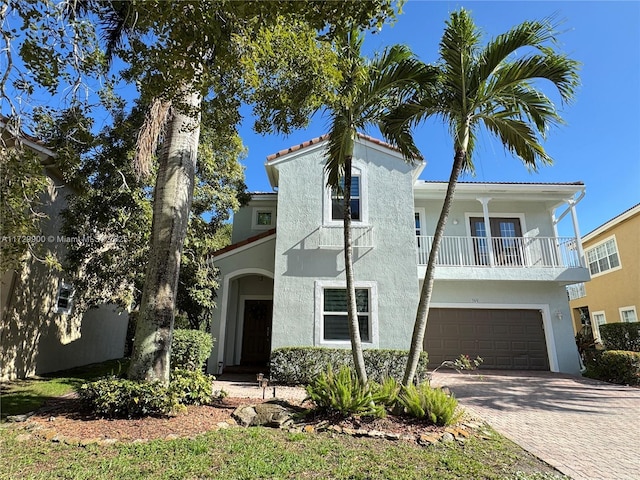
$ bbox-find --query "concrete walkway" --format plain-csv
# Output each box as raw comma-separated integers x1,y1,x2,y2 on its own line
431,370,640,480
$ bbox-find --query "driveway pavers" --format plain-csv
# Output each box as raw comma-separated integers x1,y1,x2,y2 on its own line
431,370,640,480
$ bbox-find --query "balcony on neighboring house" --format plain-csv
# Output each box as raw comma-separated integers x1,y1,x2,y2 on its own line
566,282,587,301
319,225,374,249
416,234,590,283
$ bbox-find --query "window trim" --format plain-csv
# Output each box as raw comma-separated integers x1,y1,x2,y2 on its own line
619,306,638,323
54,281,74,315
585,235,622,278
323,163,368,226
251,207,275,230
591,310,606,342
314,280,378,347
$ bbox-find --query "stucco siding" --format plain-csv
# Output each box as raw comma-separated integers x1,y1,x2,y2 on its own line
270,141,420,351
230,197,277,244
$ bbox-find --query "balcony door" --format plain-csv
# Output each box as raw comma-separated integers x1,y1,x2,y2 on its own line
470,217,523,266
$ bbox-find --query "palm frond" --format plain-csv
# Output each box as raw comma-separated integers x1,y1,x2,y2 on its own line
324,109,356,189
480,115,553,170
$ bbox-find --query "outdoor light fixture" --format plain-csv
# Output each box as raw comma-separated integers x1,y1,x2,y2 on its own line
218,362,223,374
260,378,269,399
256,372,264,383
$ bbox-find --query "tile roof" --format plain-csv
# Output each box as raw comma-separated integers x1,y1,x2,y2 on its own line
417,180,585,186
211,228,276,257
265,133,423,162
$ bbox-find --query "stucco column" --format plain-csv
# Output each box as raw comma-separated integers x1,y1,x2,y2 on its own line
568,199,586,267
477,197,495,266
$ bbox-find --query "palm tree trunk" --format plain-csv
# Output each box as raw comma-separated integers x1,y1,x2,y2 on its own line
344,155,368,385
403,149,465,386
127,90,201,385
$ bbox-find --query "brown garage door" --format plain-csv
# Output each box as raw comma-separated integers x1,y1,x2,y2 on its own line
425,308,549,370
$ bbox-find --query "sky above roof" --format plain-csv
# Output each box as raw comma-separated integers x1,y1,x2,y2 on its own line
237,0,640,238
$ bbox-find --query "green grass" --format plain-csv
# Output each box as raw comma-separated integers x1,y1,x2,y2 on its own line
0,427,565,480
0,360,566,479
0,358,129,419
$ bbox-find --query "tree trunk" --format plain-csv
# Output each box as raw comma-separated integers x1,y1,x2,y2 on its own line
402,149,466,386
127,90,201,385
344,155,368,385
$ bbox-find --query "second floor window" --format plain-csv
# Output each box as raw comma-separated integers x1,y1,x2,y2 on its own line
331,175,361,221
586,237,620,276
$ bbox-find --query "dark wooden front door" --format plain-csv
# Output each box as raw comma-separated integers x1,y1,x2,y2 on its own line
240,299,273,366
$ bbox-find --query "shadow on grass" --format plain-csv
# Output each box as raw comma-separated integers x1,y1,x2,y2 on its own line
1,358,129,420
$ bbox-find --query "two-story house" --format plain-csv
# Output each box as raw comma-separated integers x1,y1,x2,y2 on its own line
569,203,640,341
1,118,129,380
208,135,590,376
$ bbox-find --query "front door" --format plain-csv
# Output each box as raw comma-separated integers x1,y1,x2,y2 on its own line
240,299,273,366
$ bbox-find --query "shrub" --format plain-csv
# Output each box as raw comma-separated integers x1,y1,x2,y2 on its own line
169,369,216,406
584,350,640,386
270,347,429,385
371,376,401,407
398,383,460,426
171,329,214,371
305,365,385,417
77,377,178,418
600,323,640,352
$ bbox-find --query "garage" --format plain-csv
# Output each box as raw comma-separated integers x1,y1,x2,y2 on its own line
425,308,550,370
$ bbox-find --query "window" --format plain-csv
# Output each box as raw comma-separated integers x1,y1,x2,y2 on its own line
620,306,638,323
331,175,361,221
54,282,74,314
251,207,275,230
586,236,620,276
323,288,370,341
591,311,606,342
315,280,378,346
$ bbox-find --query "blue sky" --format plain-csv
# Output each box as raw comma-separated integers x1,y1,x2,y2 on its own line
236,0,640,238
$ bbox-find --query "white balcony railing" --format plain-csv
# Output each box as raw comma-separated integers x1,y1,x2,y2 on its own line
416,235,582,268
319,225,374,249
567,283,587,300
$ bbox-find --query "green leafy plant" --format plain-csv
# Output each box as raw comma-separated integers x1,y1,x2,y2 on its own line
170,329,214,371
77,377,178,418
600,323,640,352
169,369,216,406
371,376,401,407
398,383,461,426
270,347,428,385
305,365,385,418
584,350,640,386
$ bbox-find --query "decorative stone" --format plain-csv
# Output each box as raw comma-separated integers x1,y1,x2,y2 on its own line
232,400,297,428
418,434,440,445
367,430,385,438
303,425,315,433
354,428,369,437
132,439,148,444
441,432,455,443
342,427,357,436
165,434,179,440
48,416,56,422
80,438,100,446
6,412,35,423
385,432,401,441
329,425,343,434
98,438,118,445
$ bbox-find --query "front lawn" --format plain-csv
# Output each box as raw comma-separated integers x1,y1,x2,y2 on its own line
0,426,564,480
1,359,129,419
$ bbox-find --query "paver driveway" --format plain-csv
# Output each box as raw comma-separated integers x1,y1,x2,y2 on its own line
431,370,640,480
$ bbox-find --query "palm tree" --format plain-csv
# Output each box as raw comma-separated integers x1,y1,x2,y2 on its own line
323,30,431,384
383,9,580,385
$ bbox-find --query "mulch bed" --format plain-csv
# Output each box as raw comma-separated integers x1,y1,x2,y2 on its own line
14,394,461,443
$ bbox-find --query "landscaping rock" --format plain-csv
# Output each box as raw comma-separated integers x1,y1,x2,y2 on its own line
232,400,297,428
6,412,35,423
441,432,455,443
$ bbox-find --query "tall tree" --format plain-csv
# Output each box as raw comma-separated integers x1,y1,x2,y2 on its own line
321,30,428,384
383,9,580,385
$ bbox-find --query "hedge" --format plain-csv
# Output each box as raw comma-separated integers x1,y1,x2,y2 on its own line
171,329,214,371
584,350,640,386
600,323,640,352
269,347,428,385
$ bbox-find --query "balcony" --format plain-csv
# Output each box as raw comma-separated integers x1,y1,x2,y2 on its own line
319,225,374,249
417,235,590,283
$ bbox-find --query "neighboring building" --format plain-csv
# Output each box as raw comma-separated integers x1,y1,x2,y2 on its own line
1,119,129,381
569,203,640,341
208,134,590,376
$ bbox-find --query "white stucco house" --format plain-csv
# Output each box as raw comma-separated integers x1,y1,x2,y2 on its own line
208,134,590,376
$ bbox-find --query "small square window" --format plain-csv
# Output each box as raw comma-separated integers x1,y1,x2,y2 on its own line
55,282,74,314
257,211,272,226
